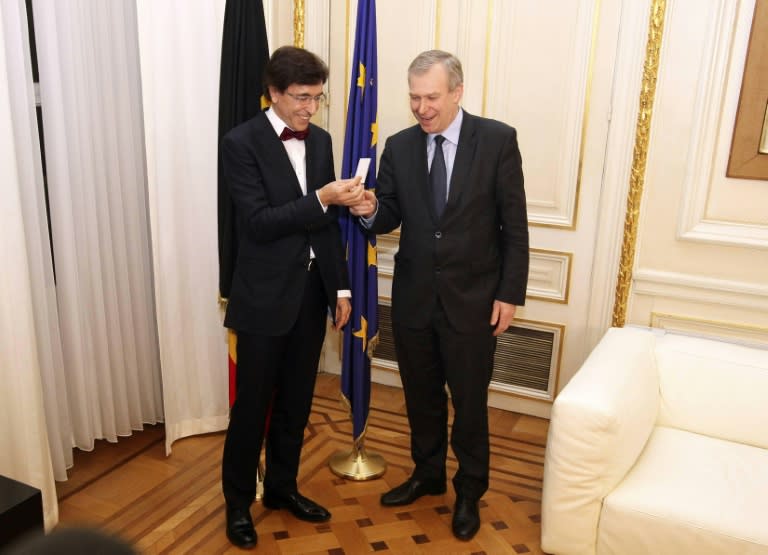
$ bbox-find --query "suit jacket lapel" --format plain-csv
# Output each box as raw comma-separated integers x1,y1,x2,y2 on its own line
446,112,477,212
252,113,304,198
305,128,321,194
410,128,436,222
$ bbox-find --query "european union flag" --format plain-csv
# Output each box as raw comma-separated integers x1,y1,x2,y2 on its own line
339,0,378,445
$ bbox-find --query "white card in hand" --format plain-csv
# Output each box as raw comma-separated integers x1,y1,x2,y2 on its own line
355,158,371,183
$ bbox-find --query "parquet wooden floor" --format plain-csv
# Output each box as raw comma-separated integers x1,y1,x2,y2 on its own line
57,373,549,554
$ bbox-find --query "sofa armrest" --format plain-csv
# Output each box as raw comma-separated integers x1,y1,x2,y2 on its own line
541,327,660,555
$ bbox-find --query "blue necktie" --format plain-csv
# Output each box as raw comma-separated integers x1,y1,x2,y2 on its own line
430,135,447,218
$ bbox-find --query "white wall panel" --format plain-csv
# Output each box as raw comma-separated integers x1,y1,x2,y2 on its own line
629,0,768,334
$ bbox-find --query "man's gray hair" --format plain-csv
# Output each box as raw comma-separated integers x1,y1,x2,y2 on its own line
408,50,464,91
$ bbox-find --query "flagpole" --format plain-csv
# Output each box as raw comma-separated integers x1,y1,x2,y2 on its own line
329,0,386,482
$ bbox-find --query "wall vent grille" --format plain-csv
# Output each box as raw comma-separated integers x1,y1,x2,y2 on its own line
372,302,558,400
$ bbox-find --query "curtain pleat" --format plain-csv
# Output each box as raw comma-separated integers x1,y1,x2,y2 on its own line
33,0,163,453
136,0,230,454
0,0,59,529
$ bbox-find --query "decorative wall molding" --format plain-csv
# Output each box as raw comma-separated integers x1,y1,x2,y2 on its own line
374,233,398,277
375,238,572,304
678,219,768,249
676,0,768,249
633,269,768,311
304,0,331,129
650,311,768,347
527,249,572,304
452,1,597,229
525,1,597,229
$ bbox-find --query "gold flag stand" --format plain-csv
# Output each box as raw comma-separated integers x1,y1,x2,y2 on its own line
255,460,265,500
329,437,386,481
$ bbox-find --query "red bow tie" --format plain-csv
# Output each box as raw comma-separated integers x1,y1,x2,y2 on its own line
279,127,309,141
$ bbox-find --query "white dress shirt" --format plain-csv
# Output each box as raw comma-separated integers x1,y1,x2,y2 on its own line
362,108,464,226
265,108,350,299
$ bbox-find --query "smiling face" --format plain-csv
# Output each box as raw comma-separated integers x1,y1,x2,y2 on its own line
269,82,324,132
408,63,463,134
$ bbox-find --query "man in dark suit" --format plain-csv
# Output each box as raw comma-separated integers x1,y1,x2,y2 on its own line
351,50,529,541
220,46,364,549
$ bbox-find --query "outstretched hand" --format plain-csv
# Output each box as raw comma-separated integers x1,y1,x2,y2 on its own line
318,176,364,207
349,189,378,218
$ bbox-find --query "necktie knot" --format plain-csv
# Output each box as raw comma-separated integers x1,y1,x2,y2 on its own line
280,127,309,141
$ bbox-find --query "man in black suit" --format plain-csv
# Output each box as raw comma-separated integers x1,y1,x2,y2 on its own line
351,50,529,541
220,46,364,549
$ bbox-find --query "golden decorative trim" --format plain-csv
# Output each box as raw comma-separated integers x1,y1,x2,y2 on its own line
761,99,768,154
481,0,493,117
435,0,442,49
527,248,573,305
571,0,602,232
612,0,667,327
528,221,577,230
293,0,305,48
343,0,350,124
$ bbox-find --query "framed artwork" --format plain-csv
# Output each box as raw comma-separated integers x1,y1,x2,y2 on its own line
727,0,768,180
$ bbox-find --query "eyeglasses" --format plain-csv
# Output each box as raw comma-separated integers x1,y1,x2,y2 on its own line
284,92,327,106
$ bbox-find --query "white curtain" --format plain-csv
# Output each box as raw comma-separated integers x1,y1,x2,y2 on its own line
0,0,58,529
32,0,163,457
136,1,230,453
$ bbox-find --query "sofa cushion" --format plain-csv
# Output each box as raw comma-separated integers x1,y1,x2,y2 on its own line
655,334,768,449
598,426,768,555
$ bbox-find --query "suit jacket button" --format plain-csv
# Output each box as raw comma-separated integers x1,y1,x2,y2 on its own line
434,231,442,239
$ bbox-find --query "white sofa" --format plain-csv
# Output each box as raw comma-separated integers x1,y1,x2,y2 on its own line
541,326,768,555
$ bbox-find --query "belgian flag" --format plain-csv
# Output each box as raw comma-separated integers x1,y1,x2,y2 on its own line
217,0,269,406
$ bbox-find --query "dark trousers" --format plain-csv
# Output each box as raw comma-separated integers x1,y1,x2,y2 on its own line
222,267,327,509
393,301,496,500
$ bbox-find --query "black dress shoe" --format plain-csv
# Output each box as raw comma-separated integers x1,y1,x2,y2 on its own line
452,496,480,541
380,478,446,507
226,506,257,549
262,490,331,522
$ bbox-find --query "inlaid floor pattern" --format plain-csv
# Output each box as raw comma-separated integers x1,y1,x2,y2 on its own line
57,374,549,554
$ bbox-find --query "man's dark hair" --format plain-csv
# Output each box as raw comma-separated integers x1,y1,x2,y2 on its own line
263,46,329,98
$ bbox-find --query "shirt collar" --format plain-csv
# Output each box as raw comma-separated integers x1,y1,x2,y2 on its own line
265,107,292,138
429,107,463,146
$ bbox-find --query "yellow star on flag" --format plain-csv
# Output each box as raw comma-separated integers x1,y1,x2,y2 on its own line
367,240,377,269
370,118,378,147
353,315,368,352
357,62,366,98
